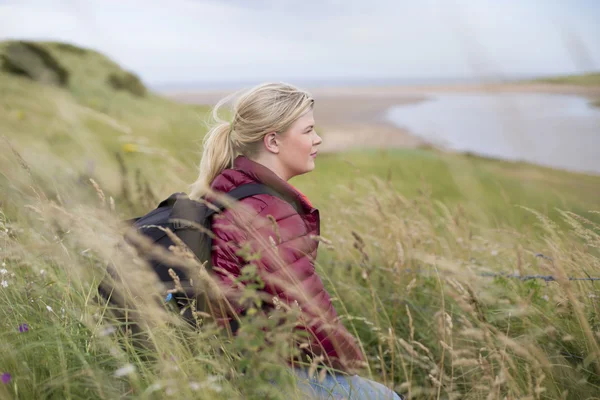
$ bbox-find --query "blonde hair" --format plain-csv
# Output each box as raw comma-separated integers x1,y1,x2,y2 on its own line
188,82,314,200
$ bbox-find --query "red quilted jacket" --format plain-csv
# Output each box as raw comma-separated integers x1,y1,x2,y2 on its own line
209,155,365,371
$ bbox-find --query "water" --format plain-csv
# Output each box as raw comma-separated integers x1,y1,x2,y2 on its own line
386,93,600,175
151,75,533,93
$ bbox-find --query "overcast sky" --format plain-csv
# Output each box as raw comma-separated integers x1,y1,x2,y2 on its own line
0,0,598,86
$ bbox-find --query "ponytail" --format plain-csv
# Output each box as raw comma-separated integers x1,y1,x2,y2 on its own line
190,122,235,200
189,90,243,200
189,123,235,200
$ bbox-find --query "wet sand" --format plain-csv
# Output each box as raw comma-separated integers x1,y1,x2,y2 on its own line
169,83,600,153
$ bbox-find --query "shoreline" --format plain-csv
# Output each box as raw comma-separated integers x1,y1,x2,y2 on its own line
168,83,600,154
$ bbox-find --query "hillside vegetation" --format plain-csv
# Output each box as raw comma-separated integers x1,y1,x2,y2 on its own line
1,41,600,399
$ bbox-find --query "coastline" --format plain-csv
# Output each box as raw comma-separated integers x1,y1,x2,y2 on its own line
168,83,600,154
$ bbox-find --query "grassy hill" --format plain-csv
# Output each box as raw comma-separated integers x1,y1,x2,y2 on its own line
534,71,600,86
532,71,600,106
0,41,213,218
1,41,600,399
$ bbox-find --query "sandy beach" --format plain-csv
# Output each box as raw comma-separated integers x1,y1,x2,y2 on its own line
169,83,600,153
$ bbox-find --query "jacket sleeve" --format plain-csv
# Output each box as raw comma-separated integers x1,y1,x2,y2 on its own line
211,196,366,372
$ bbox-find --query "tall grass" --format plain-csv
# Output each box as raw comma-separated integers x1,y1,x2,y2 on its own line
1,44,600,397
1,135,599,399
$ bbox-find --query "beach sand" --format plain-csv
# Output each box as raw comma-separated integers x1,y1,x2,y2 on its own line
169,83,600,153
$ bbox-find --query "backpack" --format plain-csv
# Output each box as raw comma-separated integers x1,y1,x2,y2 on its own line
100,183,298,333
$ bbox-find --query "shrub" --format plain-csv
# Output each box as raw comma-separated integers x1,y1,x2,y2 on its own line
0,41,69,87
106,71,147,97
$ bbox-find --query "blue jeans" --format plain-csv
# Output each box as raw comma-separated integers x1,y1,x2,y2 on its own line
291,367,403,400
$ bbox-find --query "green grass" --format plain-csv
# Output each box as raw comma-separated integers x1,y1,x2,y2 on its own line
294,149,600,230
529,72,600,107
0,41,213,219
533,72,600,86
1,42,600,399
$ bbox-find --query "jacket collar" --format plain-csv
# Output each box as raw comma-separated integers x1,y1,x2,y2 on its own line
233,155,315,213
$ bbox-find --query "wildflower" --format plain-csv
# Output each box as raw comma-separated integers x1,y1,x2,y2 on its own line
188,377,222,393
205,375,222,391
147,382,162,392
46,305,53,312
165,293,173,302
166,364,179,372
1,280,7,288
114,364,135,377
122,143,139,153
1,373,10,384
0,268,7,275
18,323,29,333
100,325,116,337
39,269,45,276
490,250,499,256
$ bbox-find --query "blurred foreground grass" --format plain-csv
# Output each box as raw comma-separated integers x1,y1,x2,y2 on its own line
1,42,600,399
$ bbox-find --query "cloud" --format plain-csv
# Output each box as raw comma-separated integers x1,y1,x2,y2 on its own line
0,2,82,39
0,0,598,83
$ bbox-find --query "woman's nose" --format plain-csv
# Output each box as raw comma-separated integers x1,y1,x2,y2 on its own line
314,132,323,145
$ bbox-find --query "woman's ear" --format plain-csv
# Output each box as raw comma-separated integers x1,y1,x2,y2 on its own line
263,132,280,154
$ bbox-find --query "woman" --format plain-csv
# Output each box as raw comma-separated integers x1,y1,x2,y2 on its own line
188,83,402,399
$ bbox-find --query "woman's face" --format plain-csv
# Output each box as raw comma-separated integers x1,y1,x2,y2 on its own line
277,109,322,180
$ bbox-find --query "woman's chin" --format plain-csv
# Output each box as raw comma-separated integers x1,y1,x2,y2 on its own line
292,163,316,178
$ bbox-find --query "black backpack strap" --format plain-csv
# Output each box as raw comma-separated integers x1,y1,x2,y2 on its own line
206,183,299,217
125,192,186,226
158,192,186,208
